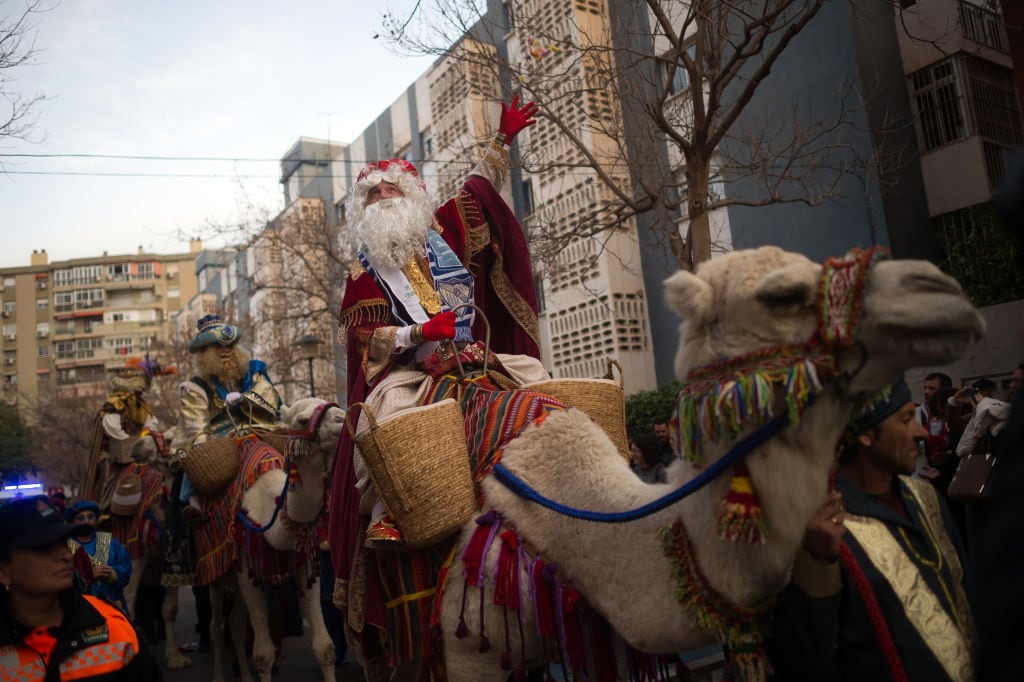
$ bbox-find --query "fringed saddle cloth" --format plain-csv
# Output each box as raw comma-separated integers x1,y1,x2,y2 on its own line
109,463,166,560
374,378,566,667
192,436,318,588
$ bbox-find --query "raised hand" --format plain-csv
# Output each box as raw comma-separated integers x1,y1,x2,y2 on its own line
420,310,457,342
498,95,539,142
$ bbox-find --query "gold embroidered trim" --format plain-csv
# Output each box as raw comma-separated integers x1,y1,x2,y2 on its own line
369,326,400,364
903,478,975,642
844,494,973,681
491,246,541,349
402,256,441,315
457,191,490,262
337,299,390,346
349,259,366,279
473,138,509,188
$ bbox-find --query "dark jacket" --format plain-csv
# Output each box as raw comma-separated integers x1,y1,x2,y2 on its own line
0,589,162,681
767,475,973,681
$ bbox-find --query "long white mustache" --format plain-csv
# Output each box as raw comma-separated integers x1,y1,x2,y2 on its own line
349,197,433,269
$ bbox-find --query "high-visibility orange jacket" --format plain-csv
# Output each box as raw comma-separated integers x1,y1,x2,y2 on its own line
0,591,162,681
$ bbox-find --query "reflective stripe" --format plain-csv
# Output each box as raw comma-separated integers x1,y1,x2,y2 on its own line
1,659,46,682
59,641,137,679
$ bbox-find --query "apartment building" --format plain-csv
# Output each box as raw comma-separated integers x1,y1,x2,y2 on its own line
1,243,201,404
301,0,1020,395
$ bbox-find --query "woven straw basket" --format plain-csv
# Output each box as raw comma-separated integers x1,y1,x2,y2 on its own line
522,359,630,460
184,438,240,497
348,399,476,549
257,432,289,457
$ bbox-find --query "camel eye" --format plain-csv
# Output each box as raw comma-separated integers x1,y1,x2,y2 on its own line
298,418,310,428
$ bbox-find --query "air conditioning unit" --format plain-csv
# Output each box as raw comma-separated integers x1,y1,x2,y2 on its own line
37,281,47,290
37,331,48,338
3,358,14,365
1,311,9,317
2,334,14,340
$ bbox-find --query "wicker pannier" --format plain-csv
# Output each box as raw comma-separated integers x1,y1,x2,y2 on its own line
184,438,240,497
348,399,476,549
522,359,630,460
257,432,289,457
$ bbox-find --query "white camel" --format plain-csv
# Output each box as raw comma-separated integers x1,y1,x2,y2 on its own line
428,247,984,679
208,398,345,682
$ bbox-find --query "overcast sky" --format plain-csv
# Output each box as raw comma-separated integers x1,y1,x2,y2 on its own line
0,1,436,268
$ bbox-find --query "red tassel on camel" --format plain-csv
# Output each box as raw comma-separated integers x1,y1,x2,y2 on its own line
718,460,766,544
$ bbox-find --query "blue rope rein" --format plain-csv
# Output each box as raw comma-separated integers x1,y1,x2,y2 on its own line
236,469,290,533
491,413,791,523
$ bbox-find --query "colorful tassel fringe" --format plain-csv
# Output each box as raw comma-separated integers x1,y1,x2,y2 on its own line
718,461,766,544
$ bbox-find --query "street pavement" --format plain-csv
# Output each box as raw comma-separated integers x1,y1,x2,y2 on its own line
148,589,723,681
149,587,366,681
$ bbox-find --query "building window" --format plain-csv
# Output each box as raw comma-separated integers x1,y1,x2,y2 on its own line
54,292,73,312
56,341,74,359
36,298,48,310
37,345,49,358
521,179,534,215
910,55,1023,169
36,322,49,337
2,301,14,315
137,262,155,279
2,324,15,339
911,60,967,151
108,263,130,280
422,127,434,157
75,288,104,309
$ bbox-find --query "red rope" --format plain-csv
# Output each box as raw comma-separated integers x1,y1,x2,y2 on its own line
839,543,907,682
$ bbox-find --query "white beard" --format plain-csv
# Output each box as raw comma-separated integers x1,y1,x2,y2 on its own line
349,197,433,269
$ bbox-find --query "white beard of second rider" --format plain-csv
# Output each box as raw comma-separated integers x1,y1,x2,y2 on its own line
348,194,435,270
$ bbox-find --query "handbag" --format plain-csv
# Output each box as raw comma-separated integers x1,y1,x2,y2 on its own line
947,435,996,502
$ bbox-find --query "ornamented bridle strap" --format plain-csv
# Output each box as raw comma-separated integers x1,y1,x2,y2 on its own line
675,247,888,464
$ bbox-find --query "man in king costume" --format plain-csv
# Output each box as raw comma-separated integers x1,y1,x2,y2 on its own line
176,314,286,521
767,377,974,681
329,97,549,669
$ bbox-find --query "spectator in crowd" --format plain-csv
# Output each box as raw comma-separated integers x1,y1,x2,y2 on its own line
0,497,162,680
64,500,132,614
629,434,668,484
767,377,972,681
653,419,675,465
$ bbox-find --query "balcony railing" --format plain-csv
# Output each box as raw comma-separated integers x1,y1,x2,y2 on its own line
959,0,1008,52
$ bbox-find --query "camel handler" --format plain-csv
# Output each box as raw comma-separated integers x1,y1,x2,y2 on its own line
330,96,550,671
82,356,172,522
174,313,286,523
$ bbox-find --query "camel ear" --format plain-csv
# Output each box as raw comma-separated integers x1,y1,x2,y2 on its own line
280,403,295,426
663,270,713,325
753,264,816,309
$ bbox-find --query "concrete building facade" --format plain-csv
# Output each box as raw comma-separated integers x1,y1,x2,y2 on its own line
1,243,201,404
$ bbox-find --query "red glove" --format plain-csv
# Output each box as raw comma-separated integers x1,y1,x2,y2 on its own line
498,95,538,142
420,311,457,342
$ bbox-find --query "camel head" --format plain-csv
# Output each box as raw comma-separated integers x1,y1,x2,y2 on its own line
664,246,984,401
280,398,346,465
